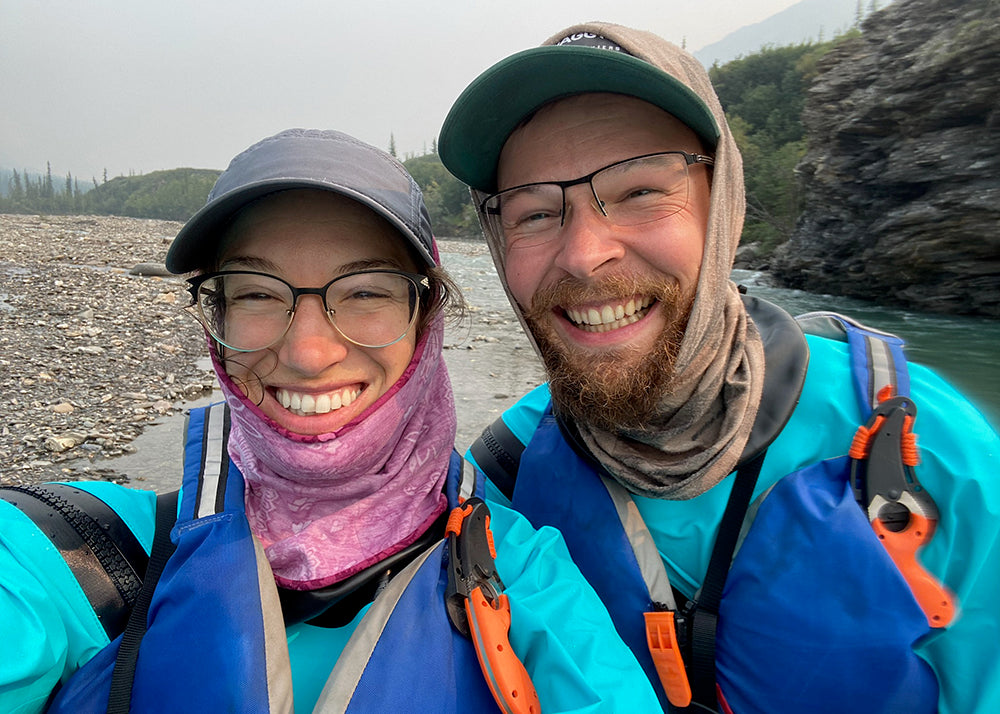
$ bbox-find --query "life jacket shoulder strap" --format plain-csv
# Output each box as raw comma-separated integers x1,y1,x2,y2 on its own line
105,403,235,711
107,488,179,713
181,401,237,521
796,311,910,410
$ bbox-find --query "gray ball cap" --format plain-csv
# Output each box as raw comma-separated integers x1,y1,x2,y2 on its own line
166,128,436,274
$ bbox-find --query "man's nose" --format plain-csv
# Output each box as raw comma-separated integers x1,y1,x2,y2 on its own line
552,187,626,278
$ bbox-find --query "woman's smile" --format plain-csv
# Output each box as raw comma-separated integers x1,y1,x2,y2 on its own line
216,190,421,436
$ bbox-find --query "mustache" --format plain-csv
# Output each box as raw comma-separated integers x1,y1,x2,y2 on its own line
519,274,693,431
524,273,684,323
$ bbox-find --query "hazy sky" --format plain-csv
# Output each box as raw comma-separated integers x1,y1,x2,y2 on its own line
2,0,802,180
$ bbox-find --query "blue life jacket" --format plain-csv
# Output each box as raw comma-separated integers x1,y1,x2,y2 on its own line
497,312,939,713
47,402,501,713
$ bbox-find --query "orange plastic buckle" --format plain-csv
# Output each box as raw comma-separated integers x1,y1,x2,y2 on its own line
644,610,692,707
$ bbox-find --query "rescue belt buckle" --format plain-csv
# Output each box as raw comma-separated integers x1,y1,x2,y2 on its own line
849,395,957,627
445,497,541,714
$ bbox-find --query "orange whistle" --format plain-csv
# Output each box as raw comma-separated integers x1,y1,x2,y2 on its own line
645,610,693,707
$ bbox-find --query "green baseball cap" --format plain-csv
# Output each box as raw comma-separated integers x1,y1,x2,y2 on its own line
439,30,720,193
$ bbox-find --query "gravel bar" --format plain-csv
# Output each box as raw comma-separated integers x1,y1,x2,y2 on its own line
1,213,545,489
0,213,215,486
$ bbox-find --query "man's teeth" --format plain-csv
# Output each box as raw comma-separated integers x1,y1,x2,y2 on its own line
566,297,653,333
276,387,361,415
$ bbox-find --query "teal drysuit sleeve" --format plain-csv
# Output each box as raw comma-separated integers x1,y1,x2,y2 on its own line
489,498,662,712
0,482,154,714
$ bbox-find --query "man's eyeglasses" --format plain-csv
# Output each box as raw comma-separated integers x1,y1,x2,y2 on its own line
186,269,429,352
480,151,714,249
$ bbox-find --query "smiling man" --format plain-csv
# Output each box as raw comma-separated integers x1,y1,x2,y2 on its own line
500,93,708,432
439,21,1000,714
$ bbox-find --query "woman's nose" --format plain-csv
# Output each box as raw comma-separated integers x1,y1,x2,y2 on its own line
276,295,350,375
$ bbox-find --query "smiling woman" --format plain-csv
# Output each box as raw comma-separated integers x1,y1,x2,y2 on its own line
0,128,661,713
195,190,428,436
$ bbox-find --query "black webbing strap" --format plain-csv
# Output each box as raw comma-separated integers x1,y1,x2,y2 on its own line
684,449,767,710
469,418,524,500
106,489,179,714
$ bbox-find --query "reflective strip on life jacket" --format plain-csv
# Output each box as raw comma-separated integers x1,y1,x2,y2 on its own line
797,311,909,413
315,543,439,712
598,473,677,610
47,401,292,713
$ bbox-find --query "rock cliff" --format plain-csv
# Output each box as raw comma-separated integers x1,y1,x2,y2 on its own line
770,0,1000,317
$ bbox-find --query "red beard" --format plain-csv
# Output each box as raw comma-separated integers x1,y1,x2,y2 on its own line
522,273,694,430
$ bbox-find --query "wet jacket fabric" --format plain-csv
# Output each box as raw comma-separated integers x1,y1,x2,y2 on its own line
0,405,660,713
470,329,1000,714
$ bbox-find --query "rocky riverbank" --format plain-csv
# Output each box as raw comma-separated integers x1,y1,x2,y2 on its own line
0,214,215,486
0,213,545,489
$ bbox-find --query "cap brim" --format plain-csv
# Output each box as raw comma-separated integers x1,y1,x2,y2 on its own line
439,45,719,193
165,179,435,274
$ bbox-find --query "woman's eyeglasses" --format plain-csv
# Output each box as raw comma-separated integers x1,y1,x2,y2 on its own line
186,269,429,351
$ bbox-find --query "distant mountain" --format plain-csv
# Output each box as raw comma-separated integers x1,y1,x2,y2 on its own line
694,0,897,67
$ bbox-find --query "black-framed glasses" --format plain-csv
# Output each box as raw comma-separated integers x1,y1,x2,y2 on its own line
480,151,714,249
186,269,430,351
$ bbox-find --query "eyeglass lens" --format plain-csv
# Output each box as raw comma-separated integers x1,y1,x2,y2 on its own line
195,271,420,351
485,152,694,249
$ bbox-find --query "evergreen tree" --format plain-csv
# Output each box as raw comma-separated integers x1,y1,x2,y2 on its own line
11,169,23,200
24,169,38,202
44,162,54,199
403,153,477,237
711,41,834,251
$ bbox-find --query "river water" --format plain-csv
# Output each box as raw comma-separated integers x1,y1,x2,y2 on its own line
84,240,998,492
733,268,1000,427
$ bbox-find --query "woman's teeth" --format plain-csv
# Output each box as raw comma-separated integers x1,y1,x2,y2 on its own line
275,387,361,415
565,297,654,333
